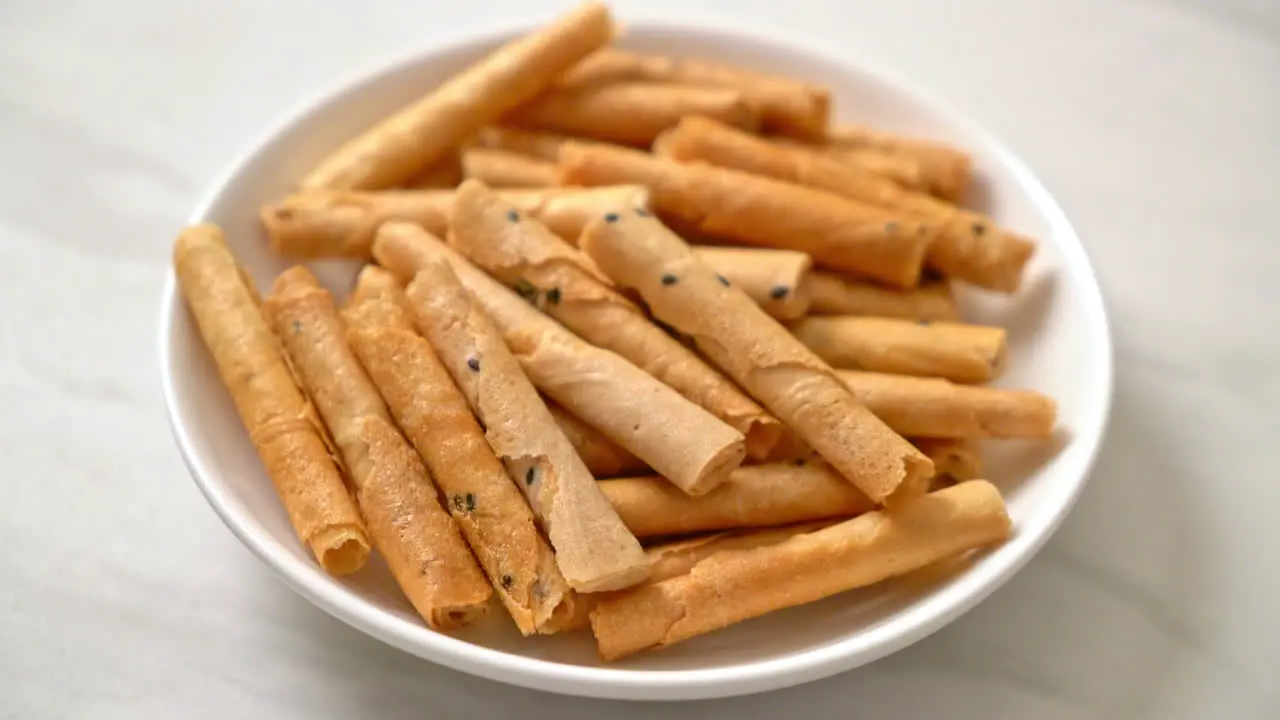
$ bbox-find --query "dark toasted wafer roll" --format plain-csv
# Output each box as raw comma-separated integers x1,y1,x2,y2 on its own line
792,315,1007,383
838,370,1056,438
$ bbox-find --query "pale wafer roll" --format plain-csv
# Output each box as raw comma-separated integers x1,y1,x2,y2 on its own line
561,521,832,632
473,126,578,161
548,403,648,477
691,246,813,321
838,370,1056,438
343,269,574,635
559,142,934,287
461,148,558,188
591,480,1012,659
579,211,934,505
302,2,614,190
395,255,649,593
560,48,829,139
262,267,491,629
450,180,778,460
600,461,874,538
508,81,760,147
376,222,748,495
262,186,649,258
914,438,983,487
172,225,369,575
826,123,973,202
809,271,958,321
657,117,1033,291
792,316,1007,383
403,154,463,189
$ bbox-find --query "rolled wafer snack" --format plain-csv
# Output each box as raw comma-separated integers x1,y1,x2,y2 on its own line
343,269,574,635
590,480,1012,659
600,461,874,538
301,2,614,190
403,154,463,189
450,180,778,460
461,148,559,188
559,142,934,287
579,211,934,505
376,221,748,495
394,254,649,593
691,246,813,321
508,81,760,147
809,271,958,321
837,370,1056,438
262,185,649,258
560,48,830,139
172,225,370,575
473,126,580,162
548,403,648,478
656,117,1033,291
262,267,491,629
826,123,973,202
561,521,832,632
792,315,1007,383
815,145,930,194
914,438,983,486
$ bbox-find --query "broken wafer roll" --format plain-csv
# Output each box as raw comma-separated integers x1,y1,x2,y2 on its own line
600,461,874,538
473,126,578,162
172,225,370,575
508,81,760,147
461,148,559,188
403,154,463,189
792,315,1007,383
826,124,973,202
377,221,748,495
548,403,648,477
343,270,574,635
838,370,1056,438
450,180,778,460
560,48,830,138
263,267,491,630
809,272,958,321
559,142,934,287
590,480,1012,659
914,438,983,487
301,2,614,189
657,117,1033,291
691,246,813,321
579,211,933,505
397,255,648,593
262,185,649,258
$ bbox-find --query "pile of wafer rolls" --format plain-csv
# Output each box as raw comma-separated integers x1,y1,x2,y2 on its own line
174,2,1056,660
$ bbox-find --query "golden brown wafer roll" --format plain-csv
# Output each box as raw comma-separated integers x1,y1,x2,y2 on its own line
914,438,983,486
473,126,577,161
262,267,490,629
403,154,463,189
657,117,1033,291
301,3,614,190
548,403,648,477
560,142,933,287
813,145,930,193
809,271,958,321
561,521,832,632
792,316,1007,383
262,185,649,258
172,225,370,575
394,255,648,593
450,180,778,460
579,211,933,505
560,48,829,138
691,246,813,321
601,461,874,538
343,272,574,635
591,480,1012,659
837,370,1056,438
376,221,748,495
508,81,760,147
461,148,559,188
826,124,973,202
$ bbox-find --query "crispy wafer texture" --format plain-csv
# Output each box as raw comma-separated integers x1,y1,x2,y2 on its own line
473,126,581,161
302,2,614,189
825,124,973,202
692,246,813,321
914,438,983,487
809,272,958,321
461,148,559,188
172,225,370,575
792,316,1008,383
579,210,934,505
547,403,648,477
403,153,463,189
839,370,1056,438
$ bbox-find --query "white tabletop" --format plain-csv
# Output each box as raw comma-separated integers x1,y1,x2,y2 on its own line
2,0,1277,717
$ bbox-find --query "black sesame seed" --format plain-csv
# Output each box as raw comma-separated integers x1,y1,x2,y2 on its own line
769,285,789,299
972,223,986,236
661,273,678,286
794,458,806,467
917,319,934,327
525,467,537,486
290,320,302,334
501,574,514,589
507,209,520,222
467,356,480,372
513,278,538,302
545,287,561,304
717,274,730,287
465,492,477,512
604,212,620,223
634,208,651,217
884,221,900,233
451,494,465,511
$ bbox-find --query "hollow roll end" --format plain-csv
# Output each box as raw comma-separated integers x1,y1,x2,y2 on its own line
311,525,372,576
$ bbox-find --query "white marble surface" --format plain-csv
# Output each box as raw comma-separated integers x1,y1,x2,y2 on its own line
2,0,1277,717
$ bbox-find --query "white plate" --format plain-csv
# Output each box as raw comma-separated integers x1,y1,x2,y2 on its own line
158,21,1113,701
